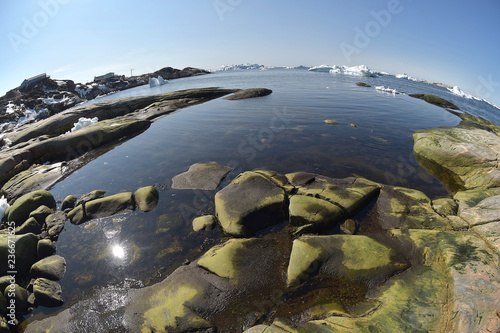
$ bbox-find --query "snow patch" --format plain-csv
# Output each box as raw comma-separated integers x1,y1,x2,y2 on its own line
0,196,9,222
56,80,66,86
5,102,16,114
65,117,98,134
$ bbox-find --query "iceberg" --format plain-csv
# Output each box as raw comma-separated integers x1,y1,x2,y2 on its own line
0,196,9,222
219,63,264,71
448,86,480,101
329,64,378,77
149,76,168,88
375,86,403,95
308,64,333,72
65,117,98,135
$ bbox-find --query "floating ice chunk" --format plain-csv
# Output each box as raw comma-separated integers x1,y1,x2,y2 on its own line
448,86,481,101
0,196,9,222
375,86,403,95
328,64,377,77
149,77,160,87
65,117,98,134
158,76,168,85
308,64,333,72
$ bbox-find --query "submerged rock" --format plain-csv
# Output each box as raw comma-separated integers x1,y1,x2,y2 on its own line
223,88,273,100
171,162,233,190
192,215,216,232
133,186,159,212
7,190,56,226
356,82,371,87
324,119,339,125
33,278,63,307
215,171,286,237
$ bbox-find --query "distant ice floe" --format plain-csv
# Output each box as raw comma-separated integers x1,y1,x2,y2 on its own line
375,86,404,95
309,64,378,77
395,73,418,81
149,76,168,88
219,63,265,71
448,86,481,101
65,117,98,135
0,196,9,221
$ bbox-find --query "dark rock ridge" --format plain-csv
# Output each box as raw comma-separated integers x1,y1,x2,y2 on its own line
0,67,210,125
409,93,459,110
223,88,273,100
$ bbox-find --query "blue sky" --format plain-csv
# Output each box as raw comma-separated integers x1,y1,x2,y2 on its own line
1,0,499,106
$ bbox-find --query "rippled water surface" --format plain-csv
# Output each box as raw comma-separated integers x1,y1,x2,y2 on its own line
32,69,497,320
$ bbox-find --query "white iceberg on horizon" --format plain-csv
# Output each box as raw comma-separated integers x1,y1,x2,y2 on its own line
308,64,333,72
448,86,481,101
329,64,378,77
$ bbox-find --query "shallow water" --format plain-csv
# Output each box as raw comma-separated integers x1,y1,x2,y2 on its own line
33,69,483,320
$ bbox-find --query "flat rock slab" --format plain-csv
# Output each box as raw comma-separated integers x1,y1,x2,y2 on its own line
414,126,500,192
223,88,272,100
68,192,135,225
454,187,500,227
287,235,408,287
171,162,233,190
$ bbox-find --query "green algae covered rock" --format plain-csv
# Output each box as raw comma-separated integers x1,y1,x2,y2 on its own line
192,215,216,232
61,195,77,211
33,278,64,307
68,192,135,225
223,88,272,100
0,233,38,276
288,195,344,233
414,126,500,192
133,186,159,212
215,171,286,237
7,190,56,226
287,235,408,287
30,255,66,281
409,93,459,109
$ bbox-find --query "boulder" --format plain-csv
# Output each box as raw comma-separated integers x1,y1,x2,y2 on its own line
133,186,159,212
4,284,30,315
286,235,408,287
15,217,41,235
288,195,344,233
356,82,371,87
45,211,67,240
324,119,339,124
215,171,286,237
0,233,38,275
33,278,63,307
7,190,56,226
30,255,66,281
192,215,216,232
61,195,77,211
171,162,233,190
223,88,272,100
75,190,107,207
37,239,56,259
373,186,451,230
295,176,380,215
69,192,135,225
29,205,53,225
340,219,357,234
414,126,500,192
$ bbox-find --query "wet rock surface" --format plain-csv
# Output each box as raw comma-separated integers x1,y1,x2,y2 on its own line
223,88,273,100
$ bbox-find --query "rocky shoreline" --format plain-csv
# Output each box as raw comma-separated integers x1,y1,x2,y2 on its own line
1,87,500,332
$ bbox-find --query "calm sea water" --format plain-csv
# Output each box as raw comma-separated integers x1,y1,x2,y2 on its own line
31,69,498,320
